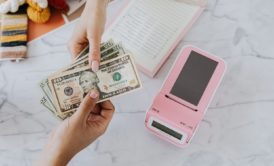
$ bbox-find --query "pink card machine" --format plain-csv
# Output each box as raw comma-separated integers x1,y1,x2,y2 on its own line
145,45,226,148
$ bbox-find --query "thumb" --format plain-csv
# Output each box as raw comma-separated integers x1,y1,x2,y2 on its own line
73,90,99,120
88,36,101,72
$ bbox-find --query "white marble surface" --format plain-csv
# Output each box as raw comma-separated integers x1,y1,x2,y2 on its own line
1,0,274,165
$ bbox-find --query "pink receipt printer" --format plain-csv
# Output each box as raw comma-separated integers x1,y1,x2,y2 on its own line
145,45,226,148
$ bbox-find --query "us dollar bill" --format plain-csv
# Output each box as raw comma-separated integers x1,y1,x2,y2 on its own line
39,39,141,119
40,79,57,111
67,44,125,71
74,46,89,61
39,39,116,107
45,40,123,88
74,39,114,62
40,97,55,113
40,96,70,120
48,54,142,115
101,43,125,61
62,39,117,73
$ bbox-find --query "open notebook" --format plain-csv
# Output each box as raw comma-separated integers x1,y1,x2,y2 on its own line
103,0,207,77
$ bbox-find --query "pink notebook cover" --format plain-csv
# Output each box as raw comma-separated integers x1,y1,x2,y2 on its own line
105,0,206,77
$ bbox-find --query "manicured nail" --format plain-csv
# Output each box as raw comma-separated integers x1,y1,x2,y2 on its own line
91,60,99,72
90,90,99,99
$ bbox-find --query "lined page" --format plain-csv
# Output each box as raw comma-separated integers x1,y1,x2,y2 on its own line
104,0,200,74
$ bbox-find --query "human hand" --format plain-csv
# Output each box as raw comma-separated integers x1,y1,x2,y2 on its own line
69,0,109,72
34,90,115,166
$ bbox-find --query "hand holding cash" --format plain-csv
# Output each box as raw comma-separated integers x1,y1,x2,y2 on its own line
40,39,142,120
34,89,115,166
68,0,109,72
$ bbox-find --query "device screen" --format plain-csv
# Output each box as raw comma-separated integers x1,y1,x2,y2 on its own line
152,120,183,140
170,51,218,106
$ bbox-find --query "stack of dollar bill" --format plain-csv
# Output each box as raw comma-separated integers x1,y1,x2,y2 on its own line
39,39,142,120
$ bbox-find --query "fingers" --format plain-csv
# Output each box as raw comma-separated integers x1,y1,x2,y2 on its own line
68,42,87,60
87,35,101,72
90,104,101,115
68,23,87,60
100,100,115,110
99,100,115,121
73,90,99,120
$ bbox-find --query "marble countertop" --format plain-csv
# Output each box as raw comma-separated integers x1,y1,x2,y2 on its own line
1,0,274,165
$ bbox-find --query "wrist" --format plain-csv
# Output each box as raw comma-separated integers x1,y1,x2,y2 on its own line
36,147,75,166
50,152,74,166
86,0,109,10
83,0,108,18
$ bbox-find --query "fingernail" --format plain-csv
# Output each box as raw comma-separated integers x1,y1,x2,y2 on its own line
90,90,99,99
91,61,99,72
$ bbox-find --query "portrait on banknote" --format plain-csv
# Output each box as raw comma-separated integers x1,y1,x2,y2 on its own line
79,70,101,97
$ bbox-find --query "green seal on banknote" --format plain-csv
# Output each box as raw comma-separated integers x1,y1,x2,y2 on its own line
113,72,122,81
